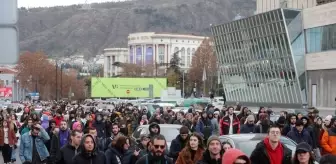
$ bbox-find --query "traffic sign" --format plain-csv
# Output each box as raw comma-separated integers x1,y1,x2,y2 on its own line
0,0,19,64
126,90,130,94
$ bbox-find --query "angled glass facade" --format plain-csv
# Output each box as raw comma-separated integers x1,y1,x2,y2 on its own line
211,9,306,108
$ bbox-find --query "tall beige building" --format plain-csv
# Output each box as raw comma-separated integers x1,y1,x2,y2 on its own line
256,0,317,14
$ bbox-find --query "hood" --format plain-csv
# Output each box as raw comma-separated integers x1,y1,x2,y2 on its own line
149,122,161,135
79,134,97,156
222,149,250,164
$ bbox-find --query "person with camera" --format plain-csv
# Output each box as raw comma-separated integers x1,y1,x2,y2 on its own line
19,123,50,164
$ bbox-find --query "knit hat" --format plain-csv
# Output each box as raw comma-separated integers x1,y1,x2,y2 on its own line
207,135,221,147
277,116,286,125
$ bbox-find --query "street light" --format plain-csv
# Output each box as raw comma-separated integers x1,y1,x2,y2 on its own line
16,80,19,101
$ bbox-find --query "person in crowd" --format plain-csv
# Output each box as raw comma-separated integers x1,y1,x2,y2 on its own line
21,117,33,135
312,116,323,162
135,134,173,164
148,123,161,138
58,120,71,148
319,154,336,164
72,121,83,132
307,108,319,124
72,134,106,164
49,127,61,164
240,115,256,134
135,134,151,158
149,114,164,124
221,141,232,153
197,135,222,164
41,114,49,130
196,112,214,140
31,112,41,123
140,115,149,125
102,123,123,151
0,120,17,164
297,113,304,120
191,115,200,132
208,110,220,136
292,142,315,164
175,132,205,164
220,106,240,135
282,114,297,136
222,148,251,164
56,130,83,164
169,126,189,163
105,135,130,164
173,111,186,125
254,113,271,134
255,107,266,121
275,116,286,132
237,107,249,124
321,116,336,155
93,113,107,139
287,120,312,145
53,110,64,127
250,125,292,164
19,123,50,164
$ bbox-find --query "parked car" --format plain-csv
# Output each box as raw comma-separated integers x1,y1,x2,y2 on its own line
219,134,297,157
131,124,185,151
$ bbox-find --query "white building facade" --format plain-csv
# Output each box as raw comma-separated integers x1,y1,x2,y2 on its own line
255,0,317,14
103,48,128,77
127,32,207,71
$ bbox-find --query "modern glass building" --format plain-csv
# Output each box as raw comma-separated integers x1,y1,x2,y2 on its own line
211,8,307,108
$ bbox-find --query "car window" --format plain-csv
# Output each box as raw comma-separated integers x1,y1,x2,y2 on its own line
160,127,181,142
236,140,260,157
133,127,143,139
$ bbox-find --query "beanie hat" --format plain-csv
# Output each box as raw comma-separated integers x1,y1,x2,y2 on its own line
207,135,221,147
277,116,286,125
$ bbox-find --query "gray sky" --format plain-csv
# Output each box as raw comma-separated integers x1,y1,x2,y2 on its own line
18,0,119,7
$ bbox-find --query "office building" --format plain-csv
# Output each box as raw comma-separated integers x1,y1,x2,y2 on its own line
103,48,128,77
128,32,207,72
212,1,336,108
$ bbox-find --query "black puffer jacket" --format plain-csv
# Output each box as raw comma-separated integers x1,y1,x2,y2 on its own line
250,140,292,164
72,134,106,164
196,150,222,164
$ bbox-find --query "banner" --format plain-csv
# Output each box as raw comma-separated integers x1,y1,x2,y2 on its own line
146,46,153,65
136,46,142,65
0,87,12,97
129,46,133,64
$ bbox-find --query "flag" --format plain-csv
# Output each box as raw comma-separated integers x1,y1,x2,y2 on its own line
202,67,207,81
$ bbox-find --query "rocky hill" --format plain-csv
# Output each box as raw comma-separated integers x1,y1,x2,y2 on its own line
18,0,256,58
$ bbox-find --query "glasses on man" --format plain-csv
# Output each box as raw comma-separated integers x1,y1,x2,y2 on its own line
153,145,165,150
270,131,280,135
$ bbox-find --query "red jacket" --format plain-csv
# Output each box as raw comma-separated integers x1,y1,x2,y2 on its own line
53,116,64,127
0,127,17,146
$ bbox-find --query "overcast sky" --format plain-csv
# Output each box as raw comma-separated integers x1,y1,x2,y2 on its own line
18,0,119,8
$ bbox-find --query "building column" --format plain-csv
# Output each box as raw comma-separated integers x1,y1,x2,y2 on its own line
142,44,146,66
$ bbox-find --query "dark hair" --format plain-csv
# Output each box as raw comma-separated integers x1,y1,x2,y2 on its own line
267,125,281,134
150,134,166,143
222,141,232,147
187,132,204,149
71,130,82,137
112,123,119,128
320,154,336,164
112,135,129,151
293,151,315,164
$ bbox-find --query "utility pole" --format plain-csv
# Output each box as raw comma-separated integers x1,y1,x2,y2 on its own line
182,71,185,98
60,64,63,99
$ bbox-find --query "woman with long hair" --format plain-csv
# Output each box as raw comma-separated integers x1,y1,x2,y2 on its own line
105,135,130,164
175,132,205,164
292,142,315,164
0,120,17,164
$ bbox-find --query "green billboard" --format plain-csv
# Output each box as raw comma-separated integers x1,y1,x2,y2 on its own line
91,77,167,98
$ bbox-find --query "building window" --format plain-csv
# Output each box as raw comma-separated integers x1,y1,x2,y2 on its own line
180,47,186,66
187,48,191,66
192,48,196,55
306,23,336,53
158,45,165,64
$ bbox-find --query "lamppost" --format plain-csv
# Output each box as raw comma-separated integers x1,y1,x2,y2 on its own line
16,80,19,101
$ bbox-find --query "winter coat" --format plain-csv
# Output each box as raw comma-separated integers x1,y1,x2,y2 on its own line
321,128,336,155
220,114,240,135
250,140,292,164
196,150,222,164
105,146,126,164
176,147,204,164
286,128,313,145
0,127,17,146
196,119,214,139
72,134,106,164
240,124,257,134
169,135,188,163
56,143,79,164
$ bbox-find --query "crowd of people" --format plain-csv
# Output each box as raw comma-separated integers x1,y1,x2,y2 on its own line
0,102,336,164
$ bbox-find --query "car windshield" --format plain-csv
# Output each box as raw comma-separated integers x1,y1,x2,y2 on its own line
236,138,296,157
